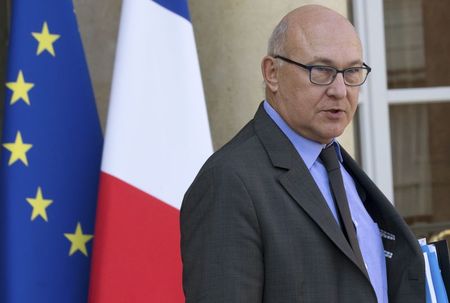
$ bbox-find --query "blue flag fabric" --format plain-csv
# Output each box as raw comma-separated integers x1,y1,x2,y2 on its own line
153,0,190,21
0,0,103,302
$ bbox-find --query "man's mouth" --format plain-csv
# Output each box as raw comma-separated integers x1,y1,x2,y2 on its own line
325,108,343,113
323,109,345,119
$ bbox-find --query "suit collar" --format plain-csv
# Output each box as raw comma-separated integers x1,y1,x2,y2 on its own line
253,102,294,169
254,103,424,291
263,100,326,169
253,102,370,280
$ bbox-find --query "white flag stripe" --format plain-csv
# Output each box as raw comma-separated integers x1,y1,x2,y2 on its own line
102,0,212,209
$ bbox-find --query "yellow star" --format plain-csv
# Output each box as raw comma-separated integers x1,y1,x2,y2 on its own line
2,131,33,166
64,222,93,256
26,187,53,222
5,70,35,105
31,22,60,56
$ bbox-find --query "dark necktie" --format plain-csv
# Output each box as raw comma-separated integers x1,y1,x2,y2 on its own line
320,145,367,275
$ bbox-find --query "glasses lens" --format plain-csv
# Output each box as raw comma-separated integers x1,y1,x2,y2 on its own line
344,67,368,86
310,66,336,85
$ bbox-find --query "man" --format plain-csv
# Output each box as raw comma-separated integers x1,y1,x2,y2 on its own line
181,5,425,303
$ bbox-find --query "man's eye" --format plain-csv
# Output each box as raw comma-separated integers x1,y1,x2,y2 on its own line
314,67,334,73
346,68,361,74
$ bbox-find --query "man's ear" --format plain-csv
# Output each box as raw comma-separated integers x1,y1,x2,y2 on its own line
261,56,279,93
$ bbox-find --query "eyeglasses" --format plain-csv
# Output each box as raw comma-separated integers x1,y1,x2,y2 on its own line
274,55,372,86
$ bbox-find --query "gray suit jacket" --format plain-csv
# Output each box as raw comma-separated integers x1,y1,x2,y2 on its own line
180,103,425,303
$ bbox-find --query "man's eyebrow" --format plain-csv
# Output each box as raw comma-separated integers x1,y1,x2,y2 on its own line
309,57,364,66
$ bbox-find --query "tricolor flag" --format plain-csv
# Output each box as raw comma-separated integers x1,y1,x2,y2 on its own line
0,0,103,302
88,0,212,301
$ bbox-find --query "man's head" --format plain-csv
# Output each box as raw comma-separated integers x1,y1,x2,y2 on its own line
261,5,366,144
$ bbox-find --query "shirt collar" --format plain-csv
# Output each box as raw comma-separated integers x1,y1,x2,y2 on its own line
263,100,343,169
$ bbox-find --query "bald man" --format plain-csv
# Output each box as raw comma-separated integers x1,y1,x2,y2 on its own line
181,5,425,303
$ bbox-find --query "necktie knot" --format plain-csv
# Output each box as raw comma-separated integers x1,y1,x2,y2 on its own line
320,145,340,172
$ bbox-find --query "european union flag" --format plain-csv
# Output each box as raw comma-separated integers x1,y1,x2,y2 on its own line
0,0,103,302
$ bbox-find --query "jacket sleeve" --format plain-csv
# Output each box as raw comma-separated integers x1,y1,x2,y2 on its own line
180,166,264,303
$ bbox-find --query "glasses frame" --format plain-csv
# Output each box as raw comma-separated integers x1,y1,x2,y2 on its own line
274,55,372,87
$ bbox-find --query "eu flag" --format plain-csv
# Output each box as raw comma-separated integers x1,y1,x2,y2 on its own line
0,0,103,302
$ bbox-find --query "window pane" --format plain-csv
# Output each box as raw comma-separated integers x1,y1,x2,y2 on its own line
384,0,450,88
390,102,450,237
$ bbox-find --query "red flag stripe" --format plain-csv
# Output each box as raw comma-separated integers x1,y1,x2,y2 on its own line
89,172,184,302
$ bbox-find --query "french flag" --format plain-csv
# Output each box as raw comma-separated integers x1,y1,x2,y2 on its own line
88,0,212,301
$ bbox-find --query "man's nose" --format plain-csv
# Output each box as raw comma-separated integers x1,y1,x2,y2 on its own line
326,73,347,99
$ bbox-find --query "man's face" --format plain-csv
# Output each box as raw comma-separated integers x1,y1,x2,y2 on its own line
269,17,363,144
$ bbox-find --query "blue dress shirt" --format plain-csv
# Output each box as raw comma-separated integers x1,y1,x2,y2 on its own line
264,101,388,303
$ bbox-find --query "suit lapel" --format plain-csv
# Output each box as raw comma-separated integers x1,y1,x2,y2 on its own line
341,148,425,291
341,148,400,258
345,160,399,260
278,167,361,266
253,103,368,275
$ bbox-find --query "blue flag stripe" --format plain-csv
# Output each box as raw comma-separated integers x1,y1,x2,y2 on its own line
152,0,191,21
